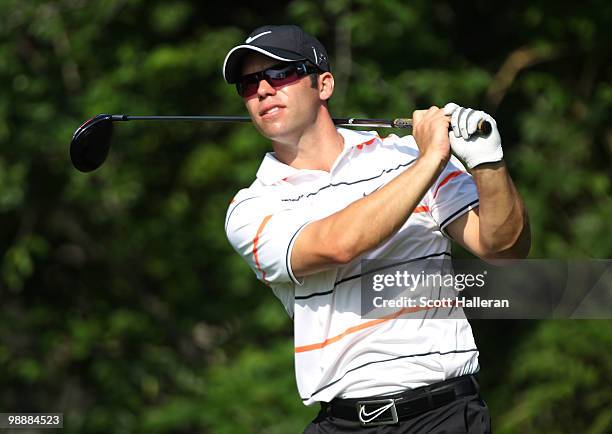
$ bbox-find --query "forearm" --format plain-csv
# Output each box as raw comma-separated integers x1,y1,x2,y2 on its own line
292,106,453,277
329,156,443,257
292,155,444,275
471,161,530,257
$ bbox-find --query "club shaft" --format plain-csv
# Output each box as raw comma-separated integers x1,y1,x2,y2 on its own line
111,114,412,129
116,115,252,122
108,114,490,133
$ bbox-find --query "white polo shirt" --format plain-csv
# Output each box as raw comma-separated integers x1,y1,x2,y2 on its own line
225,128,480,406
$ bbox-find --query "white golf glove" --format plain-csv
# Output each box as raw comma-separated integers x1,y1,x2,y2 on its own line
443,102,503,169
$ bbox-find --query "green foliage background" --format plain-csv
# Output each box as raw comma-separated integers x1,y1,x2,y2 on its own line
0,1,611,433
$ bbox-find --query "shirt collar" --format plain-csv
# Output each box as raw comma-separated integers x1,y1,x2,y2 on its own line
337,127,380,150
256,152,301,185
255,128,380,185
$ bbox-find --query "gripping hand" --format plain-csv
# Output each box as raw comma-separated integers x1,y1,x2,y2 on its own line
443,103,503,169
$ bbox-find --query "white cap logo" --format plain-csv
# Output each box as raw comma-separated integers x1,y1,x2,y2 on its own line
245,31,272,44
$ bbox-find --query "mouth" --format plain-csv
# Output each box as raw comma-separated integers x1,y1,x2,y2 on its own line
259,105,284,118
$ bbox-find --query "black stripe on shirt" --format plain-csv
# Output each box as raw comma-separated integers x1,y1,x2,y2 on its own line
295,288,335,301
224,196,260,232
286,221,311,285
282,159,416,202
439,199,480,233
334,251,452,287
294,251,451,300
300,348,479,401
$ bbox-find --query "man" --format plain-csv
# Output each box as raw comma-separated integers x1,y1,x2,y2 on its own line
223,24,530,433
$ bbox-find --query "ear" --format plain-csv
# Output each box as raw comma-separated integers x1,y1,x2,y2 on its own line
318,72,334,101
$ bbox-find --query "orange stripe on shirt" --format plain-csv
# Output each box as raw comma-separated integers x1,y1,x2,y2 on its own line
252,215,272,283
295,305,436,353
413,205,430,213
433,171,463,198
356,137,378,150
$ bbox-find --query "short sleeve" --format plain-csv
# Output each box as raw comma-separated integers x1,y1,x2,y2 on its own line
427,156,479,233
225,190,312,285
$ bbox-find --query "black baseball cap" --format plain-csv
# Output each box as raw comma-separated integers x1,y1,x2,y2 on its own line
222,25,331,83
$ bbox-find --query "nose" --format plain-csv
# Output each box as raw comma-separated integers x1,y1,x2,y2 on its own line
256,77,276,98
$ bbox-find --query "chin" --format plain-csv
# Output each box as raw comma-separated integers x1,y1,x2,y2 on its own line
257,121,294,142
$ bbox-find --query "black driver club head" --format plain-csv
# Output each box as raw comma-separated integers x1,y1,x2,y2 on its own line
70,114,113,172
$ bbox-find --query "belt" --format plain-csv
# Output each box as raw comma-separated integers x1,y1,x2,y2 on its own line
321,375,480,427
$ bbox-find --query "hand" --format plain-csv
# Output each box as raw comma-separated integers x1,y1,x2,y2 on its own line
443,103,503,169
412,106,451,167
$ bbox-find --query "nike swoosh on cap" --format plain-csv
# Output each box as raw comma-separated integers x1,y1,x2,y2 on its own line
245,31,272,44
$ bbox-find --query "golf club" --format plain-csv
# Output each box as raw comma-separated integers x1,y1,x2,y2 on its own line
69,114,492,173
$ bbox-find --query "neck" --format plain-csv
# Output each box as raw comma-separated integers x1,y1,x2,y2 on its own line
272,107,344,172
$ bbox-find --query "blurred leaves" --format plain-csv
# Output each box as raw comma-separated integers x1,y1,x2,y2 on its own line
0,0,610,433
497,321,612,434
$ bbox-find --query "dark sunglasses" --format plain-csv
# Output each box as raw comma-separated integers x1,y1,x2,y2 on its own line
236,62,320,98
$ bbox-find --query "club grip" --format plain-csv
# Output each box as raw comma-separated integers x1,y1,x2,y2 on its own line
393,118,492,136
476,119,492,136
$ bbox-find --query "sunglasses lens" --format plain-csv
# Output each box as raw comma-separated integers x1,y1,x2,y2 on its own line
237,64,306,98
237,76,260,98
265,66,300,87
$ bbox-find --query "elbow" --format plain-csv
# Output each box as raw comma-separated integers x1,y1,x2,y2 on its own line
325,236,359,265
328,246,357,266
482,239,530,261
480,219,531,260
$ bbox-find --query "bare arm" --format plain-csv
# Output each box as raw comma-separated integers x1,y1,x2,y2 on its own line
291,107,451,277
446,161,531,260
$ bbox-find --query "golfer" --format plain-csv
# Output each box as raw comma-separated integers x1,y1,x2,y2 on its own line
223,25,530,433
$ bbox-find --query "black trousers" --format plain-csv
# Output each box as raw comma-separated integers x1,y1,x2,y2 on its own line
303,394,491,434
